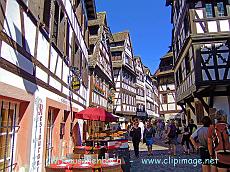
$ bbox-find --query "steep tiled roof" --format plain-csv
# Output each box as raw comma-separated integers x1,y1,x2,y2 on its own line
88,12,106,26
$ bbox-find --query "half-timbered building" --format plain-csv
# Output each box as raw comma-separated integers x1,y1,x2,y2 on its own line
144,67,159,118
155,51,181,121
110,31,137,121
88,12,114,111
167,0,230,124
0,0,95,171
134,56,146,118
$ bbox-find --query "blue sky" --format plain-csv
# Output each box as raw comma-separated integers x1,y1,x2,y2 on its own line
96,0,172,74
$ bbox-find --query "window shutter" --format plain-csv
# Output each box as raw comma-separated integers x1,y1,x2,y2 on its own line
43,0,51,32
57,11,65,53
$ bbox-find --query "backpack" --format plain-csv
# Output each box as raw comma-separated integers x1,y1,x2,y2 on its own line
212,123,230,164
168,124,177,138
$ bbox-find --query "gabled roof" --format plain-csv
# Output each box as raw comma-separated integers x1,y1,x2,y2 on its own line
88,12,107,26
111,31,129,42
134,56,144,72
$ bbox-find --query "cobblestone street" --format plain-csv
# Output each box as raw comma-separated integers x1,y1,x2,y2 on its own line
129,137,202,172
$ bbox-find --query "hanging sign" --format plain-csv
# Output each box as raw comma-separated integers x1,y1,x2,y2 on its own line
71,76,81,91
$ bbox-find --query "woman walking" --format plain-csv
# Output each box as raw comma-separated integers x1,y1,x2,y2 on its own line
143,121,155,156
166,120,177,156
130,120,141,158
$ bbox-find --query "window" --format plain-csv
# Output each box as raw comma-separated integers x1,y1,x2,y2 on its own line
52,1,59,44
217,2,225,16
185,54,191,74
205,3,214,18
89,44,94,55
66,21,70,57
111,52,122,61
43,0,52,32
162,94,168,104
0,100,18,171
89,25,99,36
46,108,55,165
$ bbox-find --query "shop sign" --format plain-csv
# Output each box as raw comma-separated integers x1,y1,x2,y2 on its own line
30,97,44,171
71,76,80,91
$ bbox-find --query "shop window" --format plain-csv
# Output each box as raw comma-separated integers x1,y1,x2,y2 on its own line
46,108,56,165
0,100,18,171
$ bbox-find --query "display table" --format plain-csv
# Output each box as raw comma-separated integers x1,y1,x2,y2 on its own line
46,160,122,172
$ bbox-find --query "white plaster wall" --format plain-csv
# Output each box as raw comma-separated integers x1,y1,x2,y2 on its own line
23,12,36,57
36,66,48,83
3,0,22,46
220,20,230,32
37,32,49,68
208,21,218,32
1,42,34,75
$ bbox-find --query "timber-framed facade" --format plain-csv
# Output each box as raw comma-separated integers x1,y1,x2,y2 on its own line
134,56,146,118
110,31,137,120
88,12,115,111
167,0,230,124
155,51,181,121
0,0,95,171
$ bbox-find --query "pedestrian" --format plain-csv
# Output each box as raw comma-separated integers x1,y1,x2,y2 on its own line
190,116,212,172
166,120,177,156
188,119,197,152
130,120,141,158
143,121,155,156
208,110,230,172
181,126,190,155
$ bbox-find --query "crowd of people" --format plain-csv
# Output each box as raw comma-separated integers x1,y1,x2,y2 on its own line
129,110,230,172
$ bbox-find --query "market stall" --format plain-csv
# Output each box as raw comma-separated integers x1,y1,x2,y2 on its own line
46,107,128,172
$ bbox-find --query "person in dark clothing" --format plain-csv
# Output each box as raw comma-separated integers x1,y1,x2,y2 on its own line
130,120,141,158
188,119,197,152
181,126,190,154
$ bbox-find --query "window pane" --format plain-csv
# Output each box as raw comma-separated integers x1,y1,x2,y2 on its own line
205,4,214,18
217,2,225,16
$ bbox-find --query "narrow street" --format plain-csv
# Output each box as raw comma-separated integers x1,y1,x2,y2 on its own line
129,137,201,172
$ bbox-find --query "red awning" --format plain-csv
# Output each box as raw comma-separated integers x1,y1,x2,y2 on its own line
75,107,118,122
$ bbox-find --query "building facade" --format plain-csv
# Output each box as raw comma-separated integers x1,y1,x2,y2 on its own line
88,12,114,111
110,31,137,121
144,67,159,118
134,56,146,118
155,51,181,121
167,0,230,124
0,0,95,171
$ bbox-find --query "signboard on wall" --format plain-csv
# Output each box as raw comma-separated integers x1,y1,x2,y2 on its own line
30,96,46,171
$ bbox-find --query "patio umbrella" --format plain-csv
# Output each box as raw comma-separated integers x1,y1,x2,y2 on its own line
75,107,118,122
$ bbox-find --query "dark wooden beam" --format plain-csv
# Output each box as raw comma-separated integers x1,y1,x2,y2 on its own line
209,95,214,108
197,96,209,114
185,100,196,114
179,104,187,116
